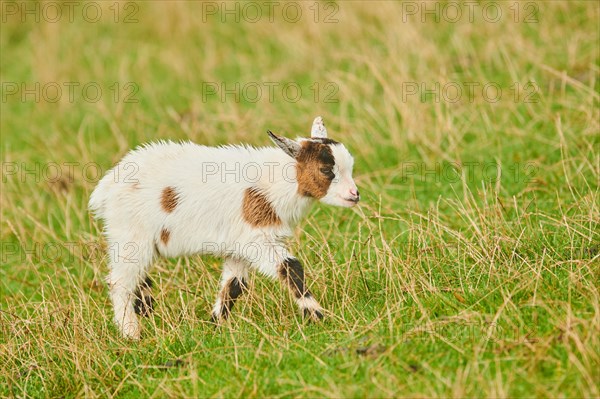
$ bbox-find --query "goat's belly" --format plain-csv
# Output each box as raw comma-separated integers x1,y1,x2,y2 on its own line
155,218,287,263
154,203,248,253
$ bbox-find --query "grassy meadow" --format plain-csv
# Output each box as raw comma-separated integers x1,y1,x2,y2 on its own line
1,1,599,397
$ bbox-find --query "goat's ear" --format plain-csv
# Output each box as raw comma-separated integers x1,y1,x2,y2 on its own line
267,131,301,159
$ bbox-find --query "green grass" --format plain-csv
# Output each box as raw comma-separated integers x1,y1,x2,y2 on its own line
1,1,599,397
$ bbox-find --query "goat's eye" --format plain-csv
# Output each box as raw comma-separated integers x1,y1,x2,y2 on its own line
320,167,334,179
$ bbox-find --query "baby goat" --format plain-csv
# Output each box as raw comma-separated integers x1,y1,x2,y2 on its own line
89,117,359,339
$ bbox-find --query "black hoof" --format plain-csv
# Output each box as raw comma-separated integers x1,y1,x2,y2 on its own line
303,308,324,321
134,295,154,316
210,312,229,326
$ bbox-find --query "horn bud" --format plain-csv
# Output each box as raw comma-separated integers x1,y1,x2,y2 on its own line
310,116,328,138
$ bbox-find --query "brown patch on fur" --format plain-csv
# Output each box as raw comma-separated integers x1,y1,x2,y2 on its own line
161,186,178,213
296,141,335,198
242,188,281,227
160,228,170,245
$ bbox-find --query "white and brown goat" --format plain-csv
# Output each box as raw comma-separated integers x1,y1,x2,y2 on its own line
89,117,359,339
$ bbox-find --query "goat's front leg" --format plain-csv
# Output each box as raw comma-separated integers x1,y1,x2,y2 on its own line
211,257,249,323
278,257,324,321
250,243,323,321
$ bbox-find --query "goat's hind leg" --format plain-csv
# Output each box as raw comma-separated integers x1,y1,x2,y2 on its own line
107,237,155,339
211,258,250,323
134,276,154,317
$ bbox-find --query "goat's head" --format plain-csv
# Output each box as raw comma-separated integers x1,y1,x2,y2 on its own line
268,117,360,207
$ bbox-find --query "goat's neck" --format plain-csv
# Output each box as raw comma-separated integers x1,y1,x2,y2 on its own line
260,158,314,226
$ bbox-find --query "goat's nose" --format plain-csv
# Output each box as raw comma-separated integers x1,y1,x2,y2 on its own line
350,188,359,197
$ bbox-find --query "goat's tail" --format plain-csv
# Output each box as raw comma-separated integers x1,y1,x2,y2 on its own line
88,168,116,220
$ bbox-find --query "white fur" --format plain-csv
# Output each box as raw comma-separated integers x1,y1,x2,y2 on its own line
90,124,357,339
320,143,358,207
